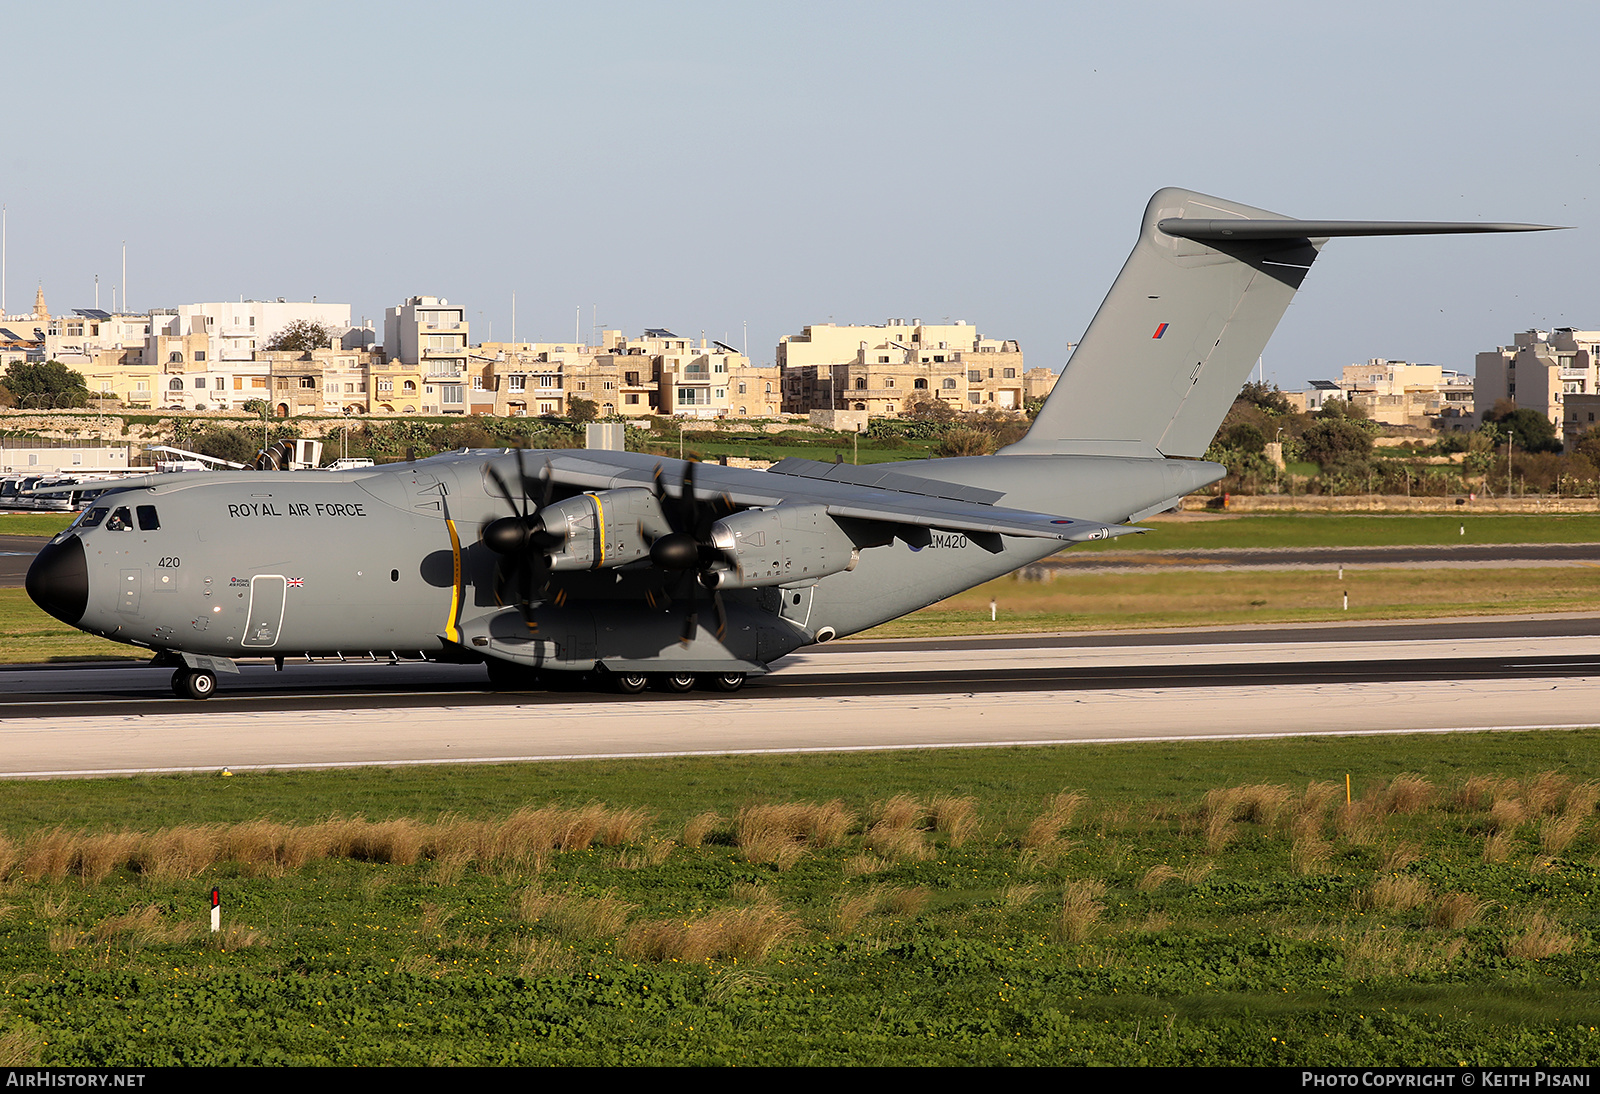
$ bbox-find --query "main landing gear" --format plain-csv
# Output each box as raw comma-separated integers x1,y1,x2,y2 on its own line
483,662,747,695
171,667,218,700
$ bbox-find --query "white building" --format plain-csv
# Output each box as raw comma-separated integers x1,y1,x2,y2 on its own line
385,296,469,414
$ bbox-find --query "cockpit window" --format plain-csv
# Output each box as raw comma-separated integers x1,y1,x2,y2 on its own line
136,505,160,531
106,506,134,532
78,507,109,529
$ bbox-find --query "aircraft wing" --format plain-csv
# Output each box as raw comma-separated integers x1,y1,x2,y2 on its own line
523,451,1142,545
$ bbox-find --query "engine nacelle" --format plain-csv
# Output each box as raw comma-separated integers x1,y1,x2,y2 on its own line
704,505,858,590
539,488,670,571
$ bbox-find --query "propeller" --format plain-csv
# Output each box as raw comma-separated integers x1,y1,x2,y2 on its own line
646,460,736,645
480,449,561,625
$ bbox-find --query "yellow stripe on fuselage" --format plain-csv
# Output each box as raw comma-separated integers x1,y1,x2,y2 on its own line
590,492,605,567
444,518,463,643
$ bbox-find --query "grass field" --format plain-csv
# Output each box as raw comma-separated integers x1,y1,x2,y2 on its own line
1078,511,1600,551
0,733,1596,1065
862,567,1600,638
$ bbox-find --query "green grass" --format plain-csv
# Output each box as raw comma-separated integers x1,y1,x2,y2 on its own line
1077,511,1600,552
861,567,1600,638
0,589,145,663
0,514,73,537
0,734,1597,1065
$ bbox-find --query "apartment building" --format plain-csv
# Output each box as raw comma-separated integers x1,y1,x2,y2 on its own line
1336,359,1475,426
1476,328,1600,441
385,296,469,414
778,318,1052,416
471,329,777,419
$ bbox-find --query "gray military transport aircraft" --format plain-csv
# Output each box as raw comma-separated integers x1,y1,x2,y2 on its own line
25,188,1558,699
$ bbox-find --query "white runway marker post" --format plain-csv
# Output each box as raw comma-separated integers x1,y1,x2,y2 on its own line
211,887,220,934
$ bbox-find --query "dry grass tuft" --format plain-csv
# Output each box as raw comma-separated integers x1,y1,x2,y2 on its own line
139,826,223,881
1504,911,1577,960
0,1018,45,1067
864,825,932,862
1050,879,1107,944
1562,781,1600,820
843,853,890,878
1380,841,1422,872
1178,861,1216,886
1334,800,1383,845
1429,892,1489,930
1137,911,1173,933
1381,773,1435,815
1137,864,1178,892
92,904,197,948
1298,781,1343,823
1023,792,1085,853
873,794,925,830
1355,874,1431,913
929,796,979,847
1002,884,1041,908
1482,830,1516,864
834,885,928,933
1290,837,1333,877
681,812,723,848
1488,798,1528,835
1540,812,1587,856
1345,931,1466,979
208,923,269,950
1521,772,1571,818
623,904,799,963
22,828,81,883
1454,774,1512,812
1200,785,1292,853
510,936,577,976
736,801,855,869
518,887,635,940
617,841,676,869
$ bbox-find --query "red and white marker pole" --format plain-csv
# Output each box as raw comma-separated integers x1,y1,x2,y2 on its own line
210,887,220,934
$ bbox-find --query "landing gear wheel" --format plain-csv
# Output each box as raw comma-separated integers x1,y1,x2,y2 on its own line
707,672,746,693
656,672,697,693
171,667,217,700
612,672,649,695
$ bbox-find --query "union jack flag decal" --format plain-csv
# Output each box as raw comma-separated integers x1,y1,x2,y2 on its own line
287,577,304,588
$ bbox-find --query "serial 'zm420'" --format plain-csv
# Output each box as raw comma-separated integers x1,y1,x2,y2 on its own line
25,188,1558,699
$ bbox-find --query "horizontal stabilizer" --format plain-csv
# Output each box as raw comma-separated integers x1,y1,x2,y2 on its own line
1158,218,1562,241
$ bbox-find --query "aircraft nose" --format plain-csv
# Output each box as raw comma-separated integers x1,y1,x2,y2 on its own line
25,534,89,626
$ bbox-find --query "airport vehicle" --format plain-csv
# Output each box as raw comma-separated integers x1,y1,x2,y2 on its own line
24,188,1556,699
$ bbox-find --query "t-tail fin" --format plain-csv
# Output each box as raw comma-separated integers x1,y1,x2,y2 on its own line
1004,187,1559,459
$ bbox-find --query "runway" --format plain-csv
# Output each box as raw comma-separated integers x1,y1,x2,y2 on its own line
2,616,1598,778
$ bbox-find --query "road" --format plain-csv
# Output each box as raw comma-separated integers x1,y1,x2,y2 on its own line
2,616,1597,778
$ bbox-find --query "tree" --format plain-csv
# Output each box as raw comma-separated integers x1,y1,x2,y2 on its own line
1482,404,1561,454
1315,396,1369,422
2,360,90,406
1301,418,1374,467
903,394,958,423
1238,380,1292,415
567,396,599,423
264,320,336,353
192,425,260,466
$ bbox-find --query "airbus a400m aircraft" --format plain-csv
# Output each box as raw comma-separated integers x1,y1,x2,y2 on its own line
25,189,1556,699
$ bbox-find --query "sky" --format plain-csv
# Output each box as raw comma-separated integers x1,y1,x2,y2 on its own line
2,1,1593,391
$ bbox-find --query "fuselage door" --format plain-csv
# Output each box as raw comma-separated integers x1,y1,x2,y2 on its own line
241,575,287,648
